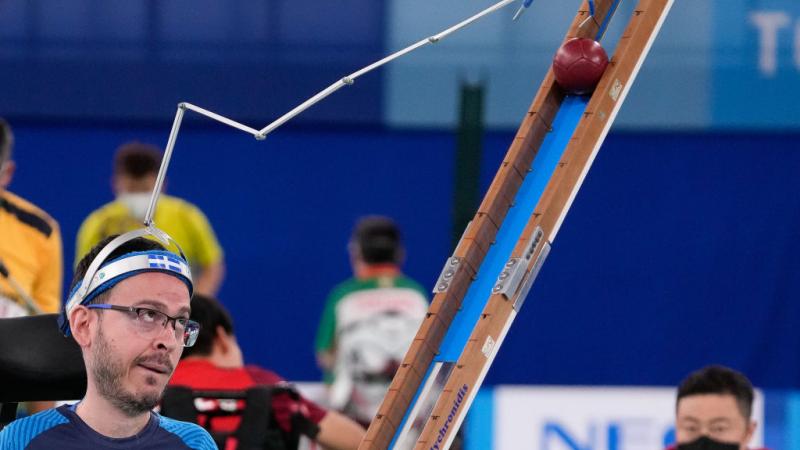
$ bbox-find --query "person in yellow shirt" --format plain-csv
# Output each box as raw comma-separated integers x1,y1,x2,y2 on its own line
0,118,63,415
0,118,63,317
75,141,225,295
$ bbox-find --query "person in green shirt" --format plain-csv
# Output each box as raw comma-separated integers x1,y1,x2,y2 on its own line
315,216,428,426
75,142,225,296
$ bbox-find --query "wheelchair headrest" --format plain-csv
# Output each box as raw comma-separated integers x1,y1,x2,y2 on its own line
0,314,86,402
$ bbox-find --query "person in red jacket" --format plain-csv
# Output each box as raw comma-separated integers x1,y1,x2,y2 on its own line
169,293,364,450
667,365,766,450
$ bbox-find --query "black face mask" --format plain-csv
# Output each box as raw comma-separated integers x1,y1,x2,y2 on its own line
676,436,740,450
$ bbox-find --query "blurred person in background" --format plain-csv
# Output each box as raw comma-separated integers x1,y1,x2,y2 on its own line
315,216,428,427
0,118,63,415
669,365,766,450
169,293,365,450
76,141,225,296
0,118,62,317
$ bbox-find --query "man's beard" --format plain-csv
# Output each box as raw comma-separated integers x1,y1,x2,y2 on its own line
92,328,173,417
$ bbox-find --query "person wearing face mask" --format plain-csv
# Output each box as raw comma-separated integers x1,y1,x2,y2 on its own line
75,142,225,296
668,365,767,450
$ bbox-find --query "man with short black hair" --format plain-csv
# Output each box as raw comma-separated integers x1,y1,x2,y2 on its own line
0,235,216,449
670,365,765,450
169,294,365,450
315,216,428,426
76,141,225,296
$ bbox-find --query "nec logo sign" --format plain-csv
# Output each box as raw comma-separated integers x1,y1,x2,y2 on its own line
540,420,675,450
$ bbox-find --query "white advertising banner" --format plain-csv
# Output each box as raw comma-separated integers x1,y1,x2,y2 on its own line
494,386,764,450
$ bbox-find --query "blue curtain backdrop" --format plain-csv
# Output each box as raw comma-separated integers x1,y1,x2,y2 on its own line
9,124,800,388
2,0,799,389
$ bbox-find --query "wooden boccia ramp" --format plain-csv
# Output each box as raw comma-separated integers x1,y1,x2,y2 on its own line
359,1,675,449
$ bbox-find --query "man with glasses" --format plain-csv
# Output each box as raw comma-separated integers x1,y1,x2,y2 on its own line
0,235,216,449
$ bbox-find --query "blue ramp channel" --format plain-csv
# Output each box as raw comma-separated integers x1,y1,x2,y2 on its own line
389,7,619,446
388,97,589,450
437,95,589,362
433,0,621,363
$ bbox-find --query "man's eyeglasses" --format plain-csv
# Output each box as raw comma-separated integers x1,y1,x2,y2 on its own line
86,304,200,347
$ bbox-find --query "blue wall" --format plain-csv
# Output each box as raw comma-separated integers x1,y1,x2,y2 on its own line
3,0,799,390
485,131,800,388
9,123,800,387
2,0,800,130
0,0,385,124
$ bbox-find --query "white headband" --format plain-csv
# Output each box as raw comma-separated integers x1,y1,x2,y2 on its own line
60,226,193,335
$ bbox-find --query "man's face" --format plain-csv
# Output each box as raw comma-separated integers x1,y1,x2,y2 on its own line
113,173,157,195
88,272,190,416
676,394,755,449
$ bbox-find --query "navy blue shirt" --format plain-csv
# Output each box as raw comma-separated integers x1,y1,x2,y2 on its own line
0,404,216,449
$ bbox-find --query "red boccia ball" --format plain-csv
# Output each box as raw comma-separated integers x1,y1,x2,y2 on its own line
552,37,609,95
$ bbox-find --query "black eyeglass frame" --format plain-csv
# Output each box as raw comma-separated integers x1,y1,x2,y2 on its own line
86,304,200,347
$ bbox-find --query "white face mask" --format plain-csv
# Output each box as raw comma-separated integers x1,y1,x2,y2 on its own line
117,192,152,221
